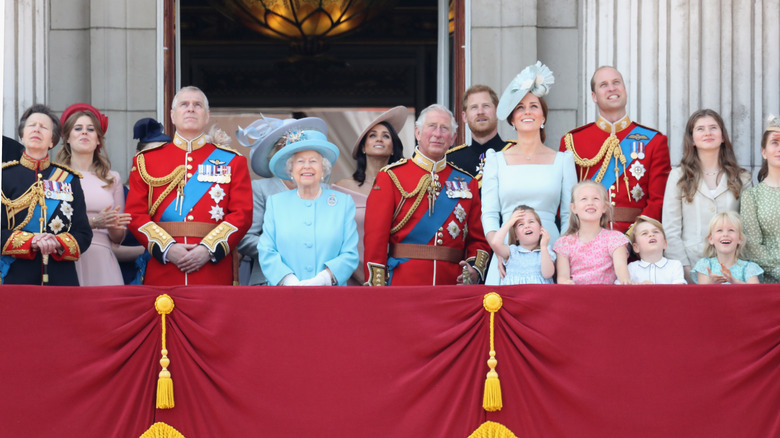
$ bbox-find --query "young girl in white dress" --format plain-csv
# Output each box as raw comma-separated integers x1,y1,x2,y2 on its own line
488,205,555,285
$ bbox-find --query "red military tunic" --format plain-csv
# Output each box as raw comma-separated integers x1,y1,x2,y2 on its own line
363,151,490,286
560,115,671,233
126,133,252,285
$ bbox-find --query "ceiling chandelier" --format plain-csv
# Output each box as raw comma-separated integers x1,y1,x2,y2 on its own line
214,0,398,55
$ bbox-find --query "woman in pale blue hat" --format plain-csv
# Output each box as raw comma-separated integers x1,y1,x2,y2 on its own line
257,129,359,286
481,61,577,284
235,116,329,285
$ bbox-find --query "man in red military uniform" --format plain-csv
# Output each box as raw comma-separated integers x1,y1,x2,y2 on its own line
560,66,671,233
363,104,490,286
126,86,252,285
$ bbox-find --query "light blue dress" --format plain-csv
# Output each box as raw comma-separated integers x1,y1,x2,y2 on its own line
481,148,577,285
690,257,764,284
258,189,359,286
501,244,556,285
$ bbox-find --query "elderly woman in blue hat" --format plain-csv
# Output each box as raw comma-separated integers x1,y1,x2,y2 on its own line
481,61,577,285
257,129,358,286
236,116,330,285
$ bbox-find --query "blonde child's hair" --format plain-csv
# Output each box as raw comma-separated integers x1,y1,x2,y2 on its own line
703,211,746,258
564,180,613,236
627,215,666,244
507,204,543,250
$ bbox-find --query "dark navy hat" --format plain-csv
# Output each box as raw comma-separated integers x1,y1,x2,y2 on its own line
133,118,172,143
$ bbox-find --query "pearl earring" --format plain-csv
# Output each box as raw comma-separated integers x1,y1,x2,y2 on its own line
541,123,545,129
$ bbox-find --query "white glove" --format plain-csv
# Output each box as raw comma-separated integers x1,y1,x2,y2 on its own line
298,269,333,286
281,274,300,286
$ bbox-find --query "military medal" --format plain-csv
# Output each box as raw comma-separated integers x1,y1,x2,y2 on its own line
629,160,646,180
630,142,638,160
447,220,461,239
454,203,466,223
209,184,226,203
637,142,645,160
631,184,645,202
197,164,209,182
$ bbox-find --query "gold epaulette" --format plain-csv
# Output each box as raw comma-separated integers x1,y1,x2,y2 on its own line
633,122,663,135
135,141,169,156
448,162,476,178
447,144,468,154
52,162,83,178
380,158,407,172
2,160,19,169
501,140,516,151
212,143,240,155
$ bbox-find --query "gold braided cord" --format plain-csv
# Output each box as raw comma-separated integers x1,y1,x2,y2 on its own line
136,154,186,217
386,170,432,234
1,180,45,231
565,133,626,184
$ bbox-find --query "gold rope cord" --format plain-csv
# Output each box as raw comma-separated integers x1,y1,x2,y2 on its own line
564,133,630,196
386,170,433,234
1,179,46,231
136,155,186,217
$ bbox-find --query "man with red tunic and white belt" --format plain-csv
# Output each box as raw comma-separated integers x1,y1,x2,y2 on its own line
126,86,252,285
363,104,490,286
560,66,671,233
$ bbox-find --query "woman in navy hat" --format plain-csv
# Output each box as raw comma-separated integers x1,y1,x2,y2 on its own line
111,118,173,284
333,106,407,285
257,129,358,286
57,103,131,286
1,104,92,285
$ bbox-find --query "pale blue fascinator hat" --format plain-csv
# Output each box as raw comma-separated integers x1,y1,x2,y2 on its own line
236,116,327,178
496,61,555,121
268,130,339,181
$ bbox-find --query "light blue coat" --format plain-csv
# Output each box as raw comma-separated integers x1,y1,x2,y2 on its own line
258,189,358,286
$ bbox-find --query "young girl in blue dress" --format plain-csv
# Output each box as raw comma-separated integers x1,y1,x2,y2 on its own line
488,205,555,284
691,211,763,284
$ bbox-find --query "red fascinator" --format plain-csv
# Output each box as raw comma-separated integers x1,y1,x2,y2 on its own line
60,103,109,134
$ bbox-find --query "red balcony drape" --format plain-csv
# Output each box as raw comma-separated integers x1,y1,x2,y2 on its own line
1,284,779,437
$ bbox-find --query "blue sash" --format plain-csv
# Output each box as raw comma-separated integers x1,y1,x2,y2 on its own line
1,172,74,282
159,148,234,221
387,169,470,284
595,125,657,189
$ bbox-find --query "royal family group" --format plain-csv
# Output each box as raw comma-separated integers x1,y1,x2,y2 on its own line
2,62,779,287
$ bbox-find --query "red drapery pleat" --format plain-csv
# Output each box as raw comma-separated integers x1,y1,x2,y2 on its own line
1,284,779,437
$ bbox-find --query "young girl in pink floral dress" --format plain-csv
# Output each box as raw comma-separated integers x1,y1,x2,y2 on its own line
554,180,631,284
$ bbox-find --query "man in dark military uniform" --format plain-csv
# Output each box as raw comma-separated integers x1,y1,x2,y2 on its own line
446,85,505,187
560,66,671,233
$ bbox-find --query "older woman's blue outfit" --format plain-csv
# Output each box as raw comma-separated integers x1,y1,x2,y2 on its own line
258,189,358,286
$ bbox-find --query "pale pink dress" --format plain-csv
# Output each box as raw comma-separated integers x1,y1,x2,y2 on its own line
74,170,125,286
553,229,629,285
331,185,367,286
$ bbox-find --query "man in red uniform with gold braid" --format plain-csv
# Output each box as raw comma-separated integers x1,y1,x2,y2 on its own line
560,66,671,233
126,86,252,285
363,104,490,286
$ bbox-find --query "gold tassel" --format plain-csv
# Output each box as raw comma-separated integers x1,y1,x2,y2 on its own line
482,292,503,412
139,422,186,438
468,421,518,438
155,294,175,409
